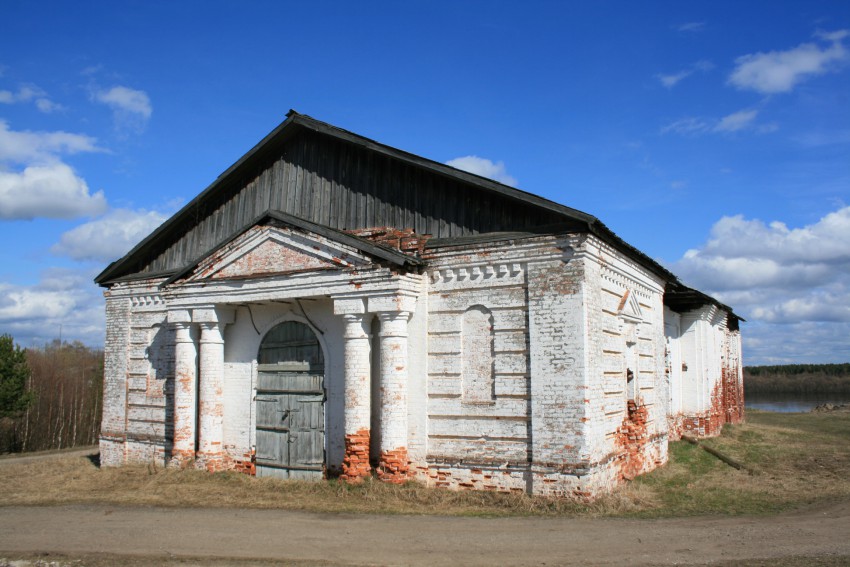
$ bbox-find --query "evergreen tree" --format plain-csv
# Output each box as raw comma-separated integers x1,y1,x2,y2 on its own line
0,334,33,418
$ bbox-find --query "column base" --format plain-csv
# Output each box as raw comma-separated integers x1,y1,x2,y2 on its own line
169,450,196,468
377,447,410,483
341,429,372,482
196,452,227,472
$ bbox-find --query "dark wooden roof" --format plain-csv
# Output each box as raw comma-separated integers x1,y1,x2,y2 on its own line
665,282,744,326
93,111,741,321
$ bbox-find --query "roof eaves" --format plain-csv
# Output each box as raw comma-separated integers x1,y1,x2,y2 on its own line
95,112,304,285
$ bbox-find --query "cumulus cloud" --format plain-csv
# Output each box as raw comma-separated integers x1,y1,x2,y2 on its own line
673,206,850,322
52,208,168,262
0,84,63,113
0,268,105,347
729,30,849,94
445,155,518,186
671,206,850,363
0,119,102,164
94,85,152,132
0,163,107,220
0,120,107,220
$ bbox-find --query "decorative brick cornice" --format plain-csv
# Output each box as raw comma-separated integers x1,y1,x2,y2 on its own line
130,294,165,308
429,262,524,284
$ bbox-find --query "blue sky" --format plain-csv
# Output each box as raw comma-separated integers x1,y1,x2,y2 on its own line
0,1,848,364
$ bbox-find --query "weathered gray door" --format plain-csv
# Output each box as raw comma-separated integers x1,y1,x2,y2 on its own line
255,321,325,479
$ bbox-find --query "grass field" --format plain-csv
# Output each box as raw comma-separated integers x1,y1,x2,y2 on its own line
1,410,847,518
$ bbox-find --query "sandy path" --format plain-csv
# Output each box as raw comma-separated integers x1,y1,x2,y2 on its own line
1,501,848,566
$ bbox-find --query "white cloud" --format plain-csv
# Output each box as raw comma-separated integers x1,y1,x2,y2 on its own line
446,155,518,186
676,22,705,33
94,85,152,132
714,109,758,132
0,84,63,113
0,163,108,220
0,268,105,347
0,119,102,164
662,108,770,135
729,30,849,94
0,121,107,220
658,70,692,88
673,206,850,321
661,117,711,135
657,60,714,88
671,206,850,363
35,98,63,113
52,208,168,262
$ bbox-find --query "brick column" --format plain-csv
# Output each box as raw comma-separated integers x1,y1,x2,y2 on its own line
197,322,225,471
171,319,197,465
335,298,372,482
376,310,411,483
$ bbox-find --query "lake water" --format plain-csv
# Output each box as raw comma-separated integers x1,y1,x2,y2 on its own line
745,394,850,413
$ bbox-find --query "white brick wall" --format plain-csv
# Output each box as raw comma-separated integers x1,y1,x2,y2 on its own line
100,226,738,497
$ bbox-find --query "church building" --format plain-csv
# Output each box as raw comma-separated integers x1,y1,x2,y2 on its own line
96,111,744,497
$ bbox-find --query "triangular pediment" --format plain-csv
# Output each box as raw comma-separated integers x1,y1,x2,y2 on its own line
618,289,644,323
186,224,373,282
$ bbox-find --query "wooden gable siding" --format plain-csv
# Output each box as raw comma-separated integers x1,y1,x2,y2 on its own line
136,129,566,277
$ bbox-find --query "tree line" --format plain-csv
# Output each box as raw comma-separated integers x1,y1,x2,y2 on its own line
744,363,850,396
0,335,103,454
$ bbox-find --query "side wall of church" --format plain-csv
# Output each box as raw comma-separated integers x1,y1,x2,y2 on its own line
100,280,172,466
419,234,671,497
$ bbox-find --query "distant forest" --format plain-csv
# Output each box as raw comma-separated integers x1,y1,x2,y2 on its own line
744,363,850,396
1,339,103,454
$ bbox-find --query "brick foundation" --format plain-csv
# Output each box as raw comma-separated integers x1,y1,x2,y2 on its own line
341,429,372,481
232,450,256,476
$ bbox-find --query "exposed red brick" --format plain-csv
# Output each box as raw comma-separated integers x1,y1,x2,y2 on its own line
614,400,650,481
232,450,256,476
340,428,372,482
376,446,410,483
346,227,432,255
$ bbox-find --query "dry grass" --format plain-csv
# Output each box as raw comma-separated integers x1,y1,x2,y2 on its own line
1,410,847,518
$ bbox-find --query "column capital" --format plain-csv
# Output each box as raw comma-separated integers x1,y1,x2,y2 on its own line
377,311,410,338
341,312,370,339
199,321,224,344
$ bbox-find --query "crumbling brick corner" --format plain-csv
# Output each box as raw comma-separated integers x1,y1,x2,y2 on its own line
614,400,651,481
340,429,372,482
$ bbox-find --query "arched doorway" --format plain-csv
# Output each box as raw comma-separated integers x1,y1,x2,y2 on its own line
255,321,325,479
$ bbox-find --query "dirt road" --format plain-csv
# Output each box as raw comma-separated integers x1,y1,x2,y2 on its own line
1,500,849,566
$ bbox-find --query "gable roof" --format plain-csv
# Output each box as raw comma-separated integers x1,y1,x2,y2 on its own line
95,110,676,285
93,111,742,322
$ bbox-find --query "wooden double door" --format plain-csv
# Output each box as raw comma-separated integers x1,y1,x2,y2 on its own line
255,321,325,479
